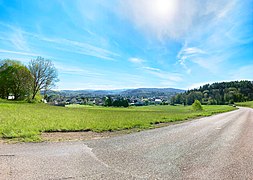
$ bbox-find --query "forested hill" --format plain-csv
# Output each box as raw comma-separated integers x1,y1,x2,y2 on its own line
171,80,253,105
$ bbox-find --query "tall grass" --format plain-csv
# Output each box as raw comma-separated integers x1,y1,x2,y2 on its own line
0,100,235,142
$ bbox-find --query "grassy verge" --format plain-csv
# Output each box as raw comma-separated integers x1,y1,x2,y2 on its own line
0,100,236,142
236,101,253,108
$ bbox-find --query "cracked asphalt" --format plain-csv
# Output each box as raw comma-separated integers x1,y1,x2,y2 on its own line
0,107,252,180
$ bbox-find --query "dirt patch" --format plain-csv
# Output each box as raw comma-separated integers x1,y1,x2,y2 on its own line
0,139,5,144
41,120,193,142
0,130,135,144
41,129,138,142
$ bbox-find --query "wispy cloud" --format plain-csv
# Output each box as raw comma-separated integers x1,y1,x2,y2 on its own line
177,44,206,74
118,0,237,41
128,56,183,82
142,66,160,71
118,0,251,77
31,34,120,61
10,29,30,51
0,22,120,62
141,66,182,82
169,0,253,75
0,49,39,57
0,22,30,52
55,62,104,77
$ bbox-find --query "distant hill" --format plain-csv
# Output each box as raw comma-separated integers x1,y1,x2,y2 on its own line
121,88,185,98
45,88,185,98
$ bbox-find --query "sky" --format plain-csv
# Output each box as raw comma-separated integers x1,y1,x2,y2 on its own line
0,0,252,90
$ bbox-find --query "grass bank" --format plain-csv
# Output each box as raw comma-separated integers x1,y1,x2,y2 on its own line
236,101,253,108
0,100,235,142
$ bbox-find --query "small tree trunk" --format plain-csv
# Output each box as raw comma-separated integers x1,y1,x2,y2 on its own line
32,92,36,99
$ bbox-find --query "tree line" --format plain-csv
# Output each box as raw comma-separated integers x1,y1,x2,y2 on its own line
0,57,58,101
104,96,129,107
171,80,253,105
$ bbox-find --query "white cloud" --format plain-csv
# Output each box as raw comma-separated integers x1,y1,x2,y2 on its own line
128,57,145,64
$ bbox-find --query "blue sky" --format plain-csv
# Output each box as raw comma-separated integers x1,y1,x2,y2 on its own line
0,0,252,90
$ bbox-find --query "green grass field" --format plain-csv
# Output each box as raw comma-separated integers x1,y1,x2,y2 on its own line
0,100,236,142
236,101,253,108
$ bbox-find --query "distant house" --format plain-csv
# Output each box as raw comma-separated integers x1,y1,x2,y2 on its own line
134,101,145,106
42,99,47,103
155,99,162,104
8,95,15,100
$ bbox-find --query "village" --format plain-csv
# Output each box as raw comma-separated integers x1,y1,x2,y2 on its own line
46,94,170,107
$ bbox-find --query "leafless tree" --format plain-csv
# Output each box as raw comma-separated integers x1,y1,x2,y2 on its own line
28,57,59,99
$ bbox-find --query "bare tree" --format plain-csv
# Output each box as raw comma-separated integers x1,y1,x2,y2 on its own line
28,57,59,99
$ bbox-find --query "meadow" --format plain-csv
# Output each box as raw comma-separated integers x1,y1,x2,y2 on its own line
0,100,236,142
236,101,253,108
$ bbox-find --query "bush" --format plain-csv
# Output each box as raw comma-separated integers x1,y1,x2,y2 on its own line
26,93,43,103
192,100,203,111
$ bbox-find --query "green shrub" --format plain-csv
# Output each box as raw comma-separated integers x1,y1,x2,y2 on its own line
26,93,43,103
192,100,203,111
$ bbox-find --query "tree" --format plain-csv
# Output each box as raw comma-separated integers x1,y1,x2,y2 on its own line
0,60,32,100
9,64,33,100
186,91,203,105
112,98,129,107
0,60,11,99
104,96,113,106
28,57,58,99
122,99,129,107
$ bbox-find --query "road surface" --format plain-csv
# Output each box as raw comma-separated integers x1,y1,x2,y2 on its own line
0,107,252,179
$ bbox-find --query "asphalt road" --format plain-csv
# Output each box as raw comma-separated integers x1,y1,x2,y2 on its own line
0,107,252,180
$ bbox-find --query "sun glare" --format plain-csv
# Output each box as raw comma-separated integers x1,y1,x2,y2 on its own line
151,0,178,21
